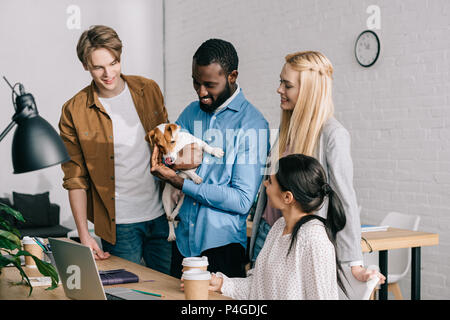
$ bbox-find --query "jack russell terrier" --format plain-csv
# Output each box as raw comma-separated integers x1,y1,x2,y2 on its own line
148,123,224,241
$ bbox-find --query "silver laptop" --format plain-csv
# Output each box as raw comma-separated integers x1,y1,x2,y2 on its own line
48,238,160,300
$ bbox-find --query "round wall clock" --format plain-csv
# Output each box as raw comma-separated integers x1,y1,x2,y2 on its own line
355,30,380,67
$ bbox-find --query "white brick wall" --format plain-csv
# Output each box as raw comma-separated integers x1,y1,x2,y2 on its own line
164,0,450,299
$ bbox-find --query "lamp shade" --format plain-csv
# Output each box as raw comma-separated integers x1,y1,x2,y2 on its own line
0,80,70,173
11,115,70,174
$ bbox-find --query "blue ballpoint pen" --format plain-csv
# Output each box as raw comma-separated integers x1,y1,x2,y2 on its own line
32,237,48,252
35,237,51,251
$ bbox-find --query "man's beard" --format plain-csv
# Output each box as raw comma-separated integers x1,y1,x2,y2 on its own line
199,81,232,113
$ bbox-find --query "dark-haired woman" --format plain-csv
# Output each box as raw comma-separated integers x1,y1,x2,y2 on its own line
209,154,357,299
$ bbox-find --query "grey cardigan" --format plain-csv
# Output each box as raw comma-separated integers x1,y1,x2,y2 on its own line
249,117,363,264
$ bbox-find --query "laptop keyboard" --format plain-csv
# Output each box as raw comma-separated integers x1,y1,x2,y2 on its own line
105,293,126,300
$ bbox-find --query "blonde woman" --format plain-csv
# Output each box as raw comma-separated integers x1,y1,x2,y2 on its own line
249,51,386,283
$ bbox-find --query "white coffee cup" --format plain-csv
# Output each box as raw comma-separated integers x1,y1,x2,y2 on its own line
182,256,209,272
22,236,43,268
182,269,211,300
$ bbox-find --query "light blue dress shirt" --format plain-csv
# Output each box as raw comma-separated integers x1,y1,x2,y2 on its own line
175,88,269,257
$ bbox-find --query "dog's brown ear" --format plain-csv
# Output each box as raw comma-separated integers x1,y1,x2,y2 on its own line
147,129,156,147
153,128,168,154
167,123,178,134
164,123,178,143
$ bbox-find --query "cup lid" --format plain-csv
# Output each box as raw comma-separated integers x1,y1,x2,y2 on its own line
182,269,211,281
182,256,209,267
22,236,35,244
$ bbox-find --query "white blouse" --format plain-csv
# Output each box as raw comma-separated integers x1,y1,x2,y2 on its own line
219,217,339,300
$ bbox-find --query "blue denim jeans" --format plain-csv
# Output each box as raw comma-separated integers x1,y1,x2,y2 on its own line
251,218,271,263
101,214,172,275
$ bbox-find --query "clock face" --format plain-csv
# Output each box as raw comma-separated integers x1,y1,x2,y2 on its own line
355,30,380,67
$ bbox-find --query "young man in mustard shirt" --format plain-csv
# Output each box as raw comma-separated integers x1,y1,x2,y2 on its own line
59,25,172,273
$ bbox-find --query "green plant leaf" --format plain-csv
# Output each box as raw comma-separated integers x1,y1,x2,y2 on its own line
0,229,21,247
15,250,59,291
0,203,59,296
0,252,33,295
34,258,59,290
8,256,33,296
0,219,22,238
0,235,21,251
0,203,25,222
0,254,15,268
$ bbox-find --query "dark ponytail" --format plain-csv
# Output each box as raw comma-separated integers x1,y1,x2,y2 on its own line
275,154,348,296
323,187,348,297
324,186,346,242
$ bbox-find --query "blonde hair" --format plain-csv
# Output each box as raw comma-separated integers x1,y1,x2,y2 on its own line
278,51,334,158
76,25,122,67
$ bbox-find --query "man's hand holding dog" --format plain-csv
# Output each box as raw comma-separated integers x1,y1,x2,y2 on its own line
151,145,185,189
151,143,203,189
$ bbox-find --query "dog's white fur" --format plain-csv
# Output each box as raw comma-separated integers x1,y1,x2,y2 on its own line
149,123,224,241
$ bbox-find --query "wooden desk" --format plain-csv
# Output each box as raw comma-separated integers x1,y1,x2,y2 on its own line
0,254,230,300
361,227,438,300
360,228,439,252
247,219,439,300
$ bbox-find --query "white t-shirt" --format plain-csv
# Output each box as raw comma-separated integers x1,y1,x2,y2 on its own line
219,217,339,300
99,83,164,224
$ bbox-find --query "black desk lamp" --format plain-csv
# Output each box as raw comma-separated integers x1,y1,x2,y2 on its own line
0,76,70,173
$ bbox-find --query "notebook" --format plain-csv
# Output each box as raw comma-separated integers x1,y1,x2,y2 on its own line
99,269,139,286
361,224,389,232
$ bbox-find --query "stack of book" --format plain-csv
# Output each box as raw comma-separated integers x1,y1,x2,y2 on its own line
361,224,389,232
98,269,139,285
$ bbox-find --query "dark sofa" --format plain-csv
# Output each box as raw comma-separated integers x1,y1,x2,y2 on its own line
0,192,71,239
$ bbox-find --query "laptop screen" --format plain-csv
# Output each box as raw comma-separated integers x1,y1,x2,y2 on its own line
48,238,106,300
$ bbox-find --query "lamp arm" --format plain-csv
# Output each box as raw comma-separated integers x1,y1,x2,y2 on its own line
0,120,17,142
0,76,21,141
2,76,20,96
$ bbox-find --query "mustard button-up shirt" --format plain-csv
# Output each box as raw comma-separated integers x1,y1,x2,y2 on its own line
58,75,168,244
